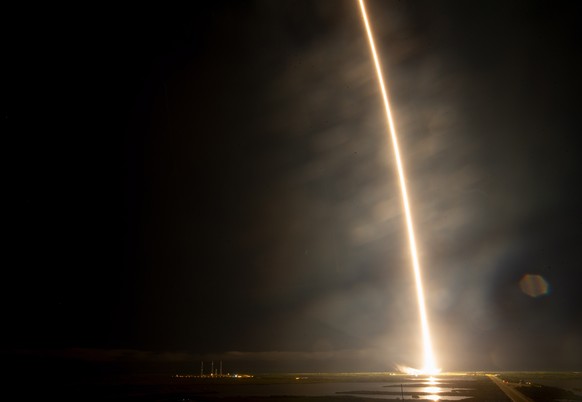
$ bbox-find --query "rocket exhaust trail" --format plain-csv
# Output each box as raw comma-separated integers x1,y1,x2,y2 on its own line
357,0,438,373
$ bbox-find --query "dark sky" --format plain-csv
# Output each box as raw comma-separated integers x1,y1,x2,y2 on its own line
4,0,582,375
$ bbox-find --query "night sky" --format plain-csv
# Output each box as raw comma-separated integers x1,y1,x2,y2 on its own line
4,1,582,376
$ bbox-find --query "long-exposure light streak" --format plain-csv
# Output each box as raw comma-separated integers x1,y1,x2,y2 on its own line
358,0,438,373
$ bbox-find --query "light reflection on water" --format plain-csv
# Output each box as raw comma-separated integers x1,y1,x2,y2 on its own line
215,382,473,400
391,386,472,393
377,375,477,400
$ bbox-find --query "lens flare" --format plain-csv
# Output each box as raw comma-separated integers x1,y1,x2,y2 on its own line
357,0,439,374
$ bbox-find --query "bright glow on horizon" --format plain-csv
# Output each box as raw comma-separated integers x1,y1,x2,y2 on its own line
396,364,442,376
358,0,438,373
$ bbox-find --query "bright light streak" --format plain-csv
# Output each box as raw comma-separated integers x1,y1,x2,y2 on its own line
357,0,438,374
